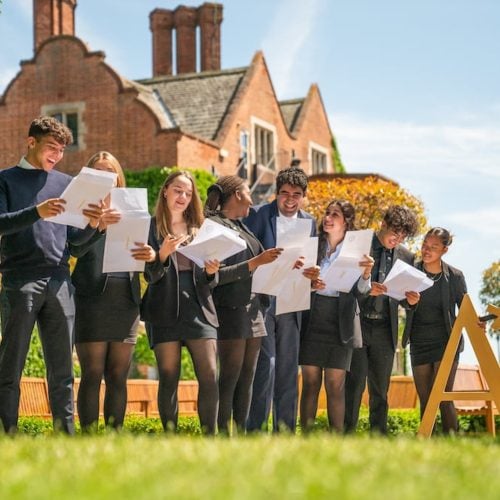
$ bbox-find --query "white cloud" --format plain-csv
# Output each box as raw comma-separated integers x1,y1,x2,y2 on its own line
444,208,500,238
261,0,326,96
331,113,500,181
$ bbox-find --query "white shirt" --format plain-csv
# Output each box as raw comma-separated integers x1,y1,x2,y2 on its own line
18,156,37,170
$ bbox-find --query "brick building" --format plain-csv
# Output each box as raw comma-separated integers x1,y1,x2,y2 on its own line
0,0,337,189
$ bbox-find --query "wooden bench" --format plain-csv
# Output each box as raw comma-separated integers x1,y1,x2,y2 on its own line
20,377,199,419
360,375,418,409
19,377,51,418
125,379,157,418
453,364,498,436
74,378,199,418
297,372,418,411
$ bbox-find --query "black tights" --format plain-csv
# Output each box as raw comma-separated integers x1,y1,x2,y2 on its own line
413,359,459,434
155,339,218,434
217,337,261,435
300,365,346,433
76,341,134,432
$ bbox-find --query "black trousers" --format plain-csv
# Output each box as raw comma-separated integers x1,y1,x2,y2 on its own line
0,277,75,434
344,319,394,434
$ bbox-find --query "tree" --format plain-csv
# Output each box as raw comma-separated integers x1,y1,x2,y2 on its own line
479,260,500,359
479,261,500,308
306,175,428,249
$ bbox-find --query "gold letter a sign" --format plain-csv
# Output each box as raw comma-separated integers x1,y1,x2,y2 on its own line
418,295,500,437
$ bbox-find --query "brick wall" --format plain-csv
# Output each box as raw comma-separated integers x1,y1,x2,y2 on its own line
0,39,334,179
0,36,216,175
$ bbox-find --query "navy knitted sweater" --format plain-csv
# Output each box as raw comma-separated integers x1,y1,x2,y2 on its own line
0,166,96,280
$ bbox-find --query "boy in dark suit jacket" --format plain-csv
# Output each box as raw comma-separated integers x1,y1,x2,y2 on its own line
244,167,316,432
344,205,420,434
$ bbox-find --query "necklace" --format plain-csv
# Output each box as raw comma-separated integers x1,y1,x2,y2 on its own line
425,270,443,282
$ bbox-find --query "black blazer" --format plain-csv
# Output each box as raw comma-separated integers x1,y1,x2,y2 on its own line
70,231,141,304
140,218,218,328
357,236,415,350
208,214,269,309
402,261,467,349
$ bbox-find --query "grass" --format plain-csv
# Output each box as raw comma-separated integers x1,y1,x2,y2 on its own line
0,426,499,499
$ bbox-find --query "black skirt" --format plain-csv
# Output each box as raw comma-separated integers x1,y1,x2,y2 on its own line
299,295,353,370
75,277,139,344
217,294,266,340
147,271,217,347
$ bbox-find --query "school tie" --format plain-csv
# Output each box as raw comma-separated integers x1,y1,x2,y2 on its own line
374,248,391,313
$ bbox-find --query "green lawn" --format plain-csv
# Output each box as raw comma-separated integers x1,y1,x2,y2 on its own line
0,432,499,499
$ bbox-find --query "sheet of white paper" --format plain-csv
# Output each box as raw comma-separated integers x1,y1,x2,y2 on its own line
110,187,148,212
47,167,117,228
102,188,151,273
176,219,247,268
251,247,303,295
321,229,373,293
275,237,318,314
340,229,373,259
383,259,434,301
276,217,312,247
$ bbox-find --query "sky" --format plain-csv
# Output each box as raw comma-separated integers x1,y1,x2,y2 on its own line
0,0,499,361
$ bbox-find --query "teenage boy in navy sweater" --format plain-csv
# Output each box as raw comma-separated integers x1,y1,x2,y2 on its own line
0,116,102,434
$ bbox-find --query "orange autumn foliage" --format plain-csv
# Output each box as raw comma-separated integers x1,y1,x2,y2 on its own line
305,176,428,244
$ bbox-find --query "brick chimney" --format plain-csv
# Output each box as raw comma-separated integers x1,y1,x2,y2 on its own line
34,0,77,53
150,9,175,77
174,6,198,74
198,3,223,71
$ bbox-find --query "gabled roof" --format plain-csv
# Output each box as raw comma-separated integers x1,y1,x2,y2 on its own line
137,67,247,141
279,98,305,133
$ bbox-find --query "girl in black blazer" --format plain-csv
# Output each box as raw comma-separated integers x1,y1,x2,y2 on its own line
141,171,220,434
299,200,374,433
71,151,154,432
204,176,284,434
403,227,467,433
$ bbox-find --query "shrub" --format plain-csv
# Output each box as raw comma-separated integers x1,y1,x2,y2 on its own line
23,329,81,378
22,329,45,378
125,166,216,213
16,411,498,436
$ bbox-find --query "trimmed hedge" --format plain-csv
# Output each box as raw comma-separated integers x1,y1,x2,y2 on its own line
16,410,499,436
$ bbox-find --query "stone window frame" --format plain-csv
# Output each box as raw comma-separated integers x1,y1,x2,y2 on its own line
309,141,330,174
41,102,86,150
250,116,277,171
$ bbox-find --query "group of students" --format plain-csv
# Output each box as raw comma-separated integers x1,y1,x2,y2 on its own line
0,116,468,435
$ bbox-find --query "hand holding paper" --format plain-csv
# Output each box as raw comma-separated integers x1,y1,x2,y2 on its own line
102,188,151,273
176,219,247,268
382,259,433,301
47,167,117,228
